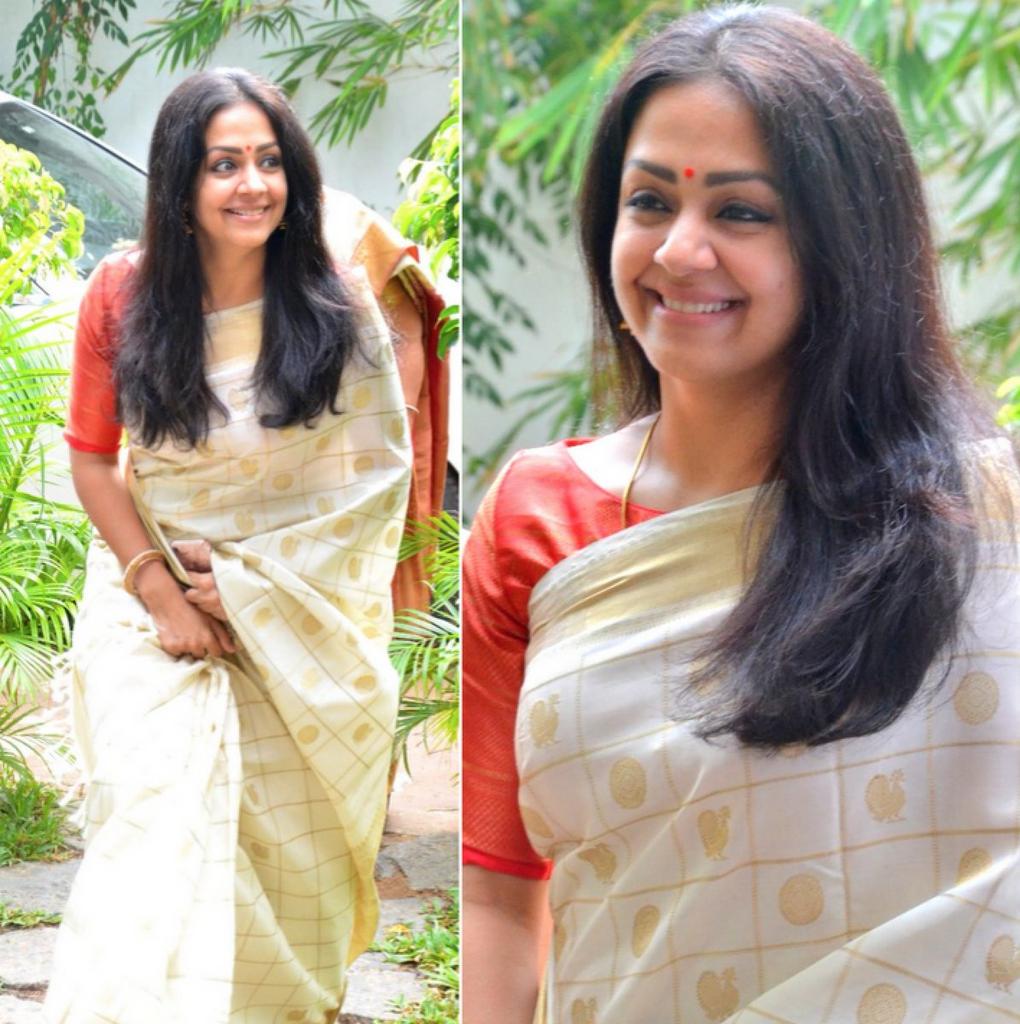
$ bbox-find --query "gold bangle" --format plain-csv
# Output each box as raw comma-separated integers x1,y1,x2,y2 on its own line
123,548,167,596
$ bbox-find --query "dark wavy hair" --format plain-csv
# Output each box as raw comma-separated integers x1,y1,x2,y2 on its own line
578,5,998,747
115,68,363,448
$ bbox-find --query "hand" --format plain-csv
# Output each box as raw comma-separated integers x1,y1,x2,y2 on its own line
138,569,236,658
172,538,212,573
184,570,230,622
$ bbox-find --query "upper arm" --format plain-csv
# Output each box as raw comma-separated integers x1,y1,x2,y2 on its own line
383,276,426,411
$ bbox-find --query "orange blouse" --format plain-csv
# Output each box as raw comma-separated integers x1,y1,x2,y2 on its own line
462,440,661,878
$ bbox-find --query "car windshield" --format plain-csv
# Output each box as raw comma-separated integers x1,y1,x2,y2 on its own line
0,99,145,281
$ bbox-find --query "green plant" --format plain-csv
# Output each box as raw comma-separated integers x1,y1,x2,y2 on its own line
0,0,136,138
372,890,459,1023
106,0,457,158
464,0,1020,487
0,902,62,930
0,143,90,702
0,772,70,865
394,78,460,357
389,513,459,766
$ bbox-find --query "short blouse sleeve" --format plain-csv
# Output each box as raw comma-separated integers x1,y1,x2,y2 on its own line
64,257,130,454
462,457,554,879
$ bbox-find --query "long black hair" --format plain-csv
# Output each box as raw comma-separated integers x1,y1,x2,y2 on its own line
116,68,363,448
578,5,999,747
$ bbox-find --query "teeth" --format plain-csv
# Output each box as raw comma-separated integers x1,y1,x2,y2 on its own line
227,208,268,217
662,298,734,314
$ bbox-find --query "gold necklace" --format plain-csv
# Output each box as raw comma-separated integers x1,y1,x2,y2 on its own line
620,412,661,529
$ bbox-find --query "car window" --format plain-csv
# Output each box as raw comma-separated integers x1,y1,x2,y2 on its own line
0,100,145,282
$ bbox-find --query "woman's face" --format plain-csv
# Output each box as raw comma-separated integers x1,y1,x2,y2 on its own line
191,101,288,257
610,80,802,394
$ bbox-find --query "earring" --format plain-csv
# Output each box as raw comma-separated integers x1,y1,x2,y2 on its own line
277,219,287,232
182,210,193,236
618,321,631,333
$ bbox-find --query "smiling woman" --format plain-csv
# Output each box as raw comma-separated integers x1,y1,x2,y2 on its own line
463,6,1020,1024
45,68,435,1024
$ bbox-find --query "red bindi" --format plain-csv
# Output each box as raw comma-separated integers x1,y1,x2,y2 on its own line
683,167,695,179
245,144,252,152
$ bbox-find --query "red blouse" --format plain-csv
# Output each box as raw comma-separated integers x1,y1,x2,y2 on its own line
462,440,661,878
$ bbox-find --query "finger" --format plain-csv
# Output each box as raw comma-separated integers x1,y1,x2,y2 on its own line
212,618,236,654
184,588,204,607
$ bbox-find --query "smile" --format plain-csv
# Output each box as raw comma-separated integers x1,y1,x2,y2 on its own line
661,297,738,314
225,207,270,218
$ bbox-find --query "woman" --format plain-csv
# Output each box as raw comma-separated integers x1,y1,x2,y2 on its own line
50,68,444,1022
463,7,1019,1023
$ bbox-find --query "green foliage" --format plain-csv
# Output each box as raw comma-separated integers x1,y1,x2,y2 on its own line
372,891,459,1023
1,0,136,138
394,79,460,358
464,0,1020,485
106,0,457,156
0,902,62,929
0,145,90,701
390,514,459,764
0,771,69,865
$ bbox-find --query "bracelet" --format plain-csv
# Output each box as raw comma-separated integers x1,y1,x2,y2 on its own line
123,548,167,596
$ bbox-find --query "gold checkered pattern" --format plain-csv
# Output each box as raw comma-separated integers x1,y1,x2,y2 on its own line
46,270,411,1023
519,444,1020,1024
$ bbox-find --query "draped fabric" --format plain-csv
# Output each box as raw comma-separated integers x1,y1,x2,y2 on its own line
518,444,1020,1024
46,270,411,1023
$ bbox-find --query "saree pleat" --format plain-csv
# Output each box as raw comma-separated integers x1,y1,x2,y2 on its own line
46,272,410,1024
518,446,1020,1023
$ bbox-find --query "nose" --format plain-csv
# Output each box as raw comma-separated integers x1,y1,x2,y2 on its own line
238,161,267,194
654,213,718,275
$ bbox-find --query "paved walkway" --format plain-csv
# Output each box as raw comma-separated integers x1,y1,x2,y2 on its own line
0,736,458,1023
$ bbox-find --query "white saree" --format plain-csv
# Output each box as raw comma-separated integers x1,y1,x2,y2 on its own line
518,445,1020,1024
46,272,411,1023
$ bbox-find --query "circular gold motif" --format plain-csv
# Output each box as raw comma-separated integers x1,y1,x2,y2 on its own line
856,983,907,1024
609,757,647,809
250,841,269,860
301,667,321,689
384,525,401,549
297,725,319,745
631,905,659,957
383,491,398,513
315,434,331,452
366,602,382,619
348,556,363,580
957,846,992,885
780,743,808,759
953,671,999,725
316,496,335,515
986,934,1020,991
190,488,210,509
570,997,597,1024
228,387,247,410
354,674,375,693
519,806,554,839
281,536,300,559
363,625,380,639
301,614,322,636
246,784,261,806
279,426,297,440
333,516,355,538
235,510,255,533
240,457,259,477
286,1011,307,1021
354,455,375,474
388,416,406,443
352,385,372,410
272,472,295,492
353,722,372,743
554,919,567,960
779,873,824,925
253,607,275,628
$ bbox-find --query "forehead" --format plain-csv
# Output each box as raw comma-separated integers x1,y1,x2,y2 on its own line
623,79,771,172
204,101,277,145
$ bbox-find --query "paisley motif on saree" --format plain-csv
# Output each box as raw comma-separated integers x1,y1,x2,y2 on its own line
518,448,1020,1024
46,272,411,1023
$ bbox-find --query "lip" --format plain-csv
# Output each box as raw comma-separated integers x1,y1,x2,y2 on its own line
646,287,744,318
224,206,271,218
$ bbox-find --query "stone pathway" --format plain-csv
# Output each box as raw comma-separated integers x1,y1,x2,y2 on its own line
0,737,458,1022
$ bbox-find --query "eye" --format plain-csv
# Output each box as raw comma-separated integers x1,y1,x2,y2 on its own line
260,154,282,169
623,190,669,214
718,202,772,224
211,158,236,173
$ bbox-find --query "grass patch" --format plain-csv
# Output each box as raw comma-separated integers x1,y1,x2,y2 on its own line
372,889,458,1023
0,772,69,866
0,903,61,930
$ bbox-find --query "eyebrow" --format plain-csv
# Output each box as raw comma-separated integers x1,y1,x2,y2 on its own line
205,142,280,155
623,158,779,191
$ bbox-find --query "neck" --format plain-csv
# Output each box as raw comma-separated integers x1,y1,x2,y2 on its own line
196,242,267,312
650,372,786,505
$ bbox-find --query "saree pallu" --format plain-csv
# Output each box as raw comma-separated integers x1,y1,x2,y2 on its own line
45,272,411,1024
518,454,1020,1024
